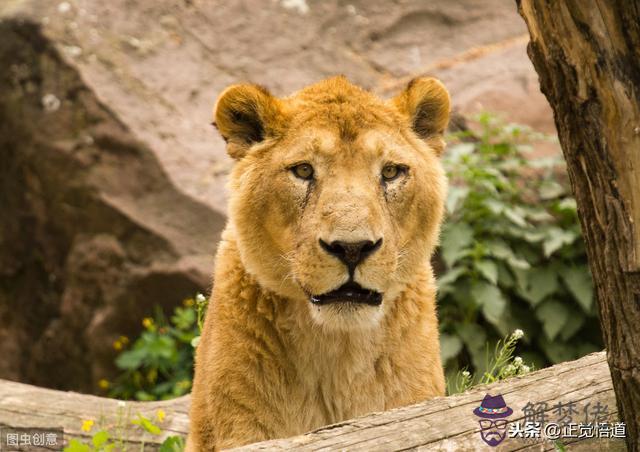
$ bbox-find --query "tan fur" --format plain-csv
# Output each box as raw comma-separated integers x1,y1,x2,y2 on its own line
187,76,450,450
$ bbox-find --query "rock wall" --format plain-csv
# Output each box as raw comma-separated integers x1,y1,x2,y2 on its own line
0,20,224,392
0,0,556,392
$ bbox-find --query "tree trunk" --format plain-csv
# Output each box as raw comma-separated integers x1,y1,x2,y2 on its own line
517,1,640,450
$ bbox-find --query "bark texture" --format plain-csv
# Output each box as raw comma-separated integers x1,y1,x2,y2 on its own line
517,1,640,450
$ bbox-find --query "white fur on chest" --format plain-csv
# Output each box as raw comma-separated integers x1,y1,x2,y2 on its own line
283,326,389,433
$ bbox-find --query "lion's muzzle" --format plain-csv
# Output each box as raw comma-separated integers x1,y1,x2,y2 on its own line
318,238,382,278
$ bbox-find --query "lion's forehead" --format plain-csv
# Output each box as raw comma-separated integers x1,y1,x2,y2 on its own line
277,126,414,163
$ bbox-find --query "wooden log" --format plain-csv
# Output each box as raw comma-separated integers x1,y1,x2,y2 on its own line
0,351,626,450
234,352,623,451
0,382,189,450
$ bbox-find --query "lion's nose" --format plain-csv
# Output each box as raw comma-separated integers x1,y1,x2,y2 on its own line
319,238,383,272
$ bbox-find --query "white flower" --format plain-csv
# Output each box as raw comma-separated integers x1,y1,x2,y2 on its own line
521,365,531,373
512,329,524,340
504,364,516,374
196,293,206,303
462,370,471,378
513,356,523,366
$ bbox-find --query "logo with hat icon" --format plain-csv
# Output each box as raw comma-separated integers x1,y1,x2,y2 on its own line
473,393,513,446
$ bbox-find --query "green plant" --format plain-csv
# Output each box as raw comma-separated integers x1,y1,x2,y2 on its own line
106,294,209,401
64,405,185,452
438,113,602,383
447,329,532,394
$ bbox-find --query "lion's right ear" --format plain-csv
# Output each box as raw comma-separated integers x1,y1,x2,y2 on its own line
213,84,283,159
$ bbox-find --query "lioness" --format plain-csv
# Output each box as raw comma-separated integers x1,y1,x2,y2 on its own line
187,76,450,450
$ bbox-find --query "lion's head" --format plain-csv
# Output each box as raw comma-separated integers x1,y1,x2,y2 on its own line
214,76,449,331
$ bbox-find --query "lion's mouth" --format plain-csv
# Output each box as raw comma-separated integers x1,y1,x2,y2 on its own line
310,281,382,306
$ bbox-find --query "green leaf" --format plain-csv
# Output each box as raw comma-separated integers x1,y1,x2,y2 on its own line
471,281,507,325
560,311,586,341
440,223,474,267
539,180,566,200
521,229,546,243
496,262,515,288
440,333,463,362
134,390,156,401
514,266,558,306
484,198,505,215
539,335,576,364
437,267,466,288
561,266,593,312
536,300,570,341
446,186,470,214
64,439,91,452
446,142,475,164
543,228,578,257
576,342,601,357
556,198,577,212
475,260,498,284
132,414,162,435
526,209,554,223
92,430,111,448
160,436,186,452
115,348,146,370
504,206,528,227
484,239,512,260
456,323,487,352
456,323,488,372
485,239,530,269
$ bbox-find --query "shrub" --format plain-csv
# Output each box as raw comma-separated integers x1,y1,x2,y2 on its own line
438,113,602,383
105,295,208,401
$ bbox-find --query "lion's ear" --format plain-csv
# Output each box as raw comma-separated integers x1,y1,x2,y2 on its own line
214,84,283,159
391,77,450,155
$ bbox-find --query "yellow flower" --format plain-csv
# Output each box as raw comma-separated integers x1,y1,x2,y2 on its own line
98,379,110,390
81,420,94,432
156,409,166,423
142,317,154,329
113,340,122,351
183,298,194,307
119,335,129,345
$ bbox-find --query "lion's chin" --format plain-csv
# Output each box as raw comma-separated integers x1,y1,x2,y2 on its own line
308,302,384,332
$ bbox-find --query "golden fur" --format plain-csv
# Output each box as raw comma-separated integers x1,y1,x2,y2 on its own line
187,76,450,450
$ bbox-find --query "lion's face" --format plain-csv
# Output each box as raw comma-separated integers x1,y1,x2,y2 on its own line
215,77,449,331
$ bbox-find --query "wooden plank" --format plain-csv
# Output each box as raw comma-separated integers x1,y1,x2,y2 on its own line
232,352,625,451
0,352,625,450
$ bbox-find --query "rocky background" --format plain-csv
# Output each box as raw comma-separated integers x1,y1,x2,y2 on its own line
0,0,556,393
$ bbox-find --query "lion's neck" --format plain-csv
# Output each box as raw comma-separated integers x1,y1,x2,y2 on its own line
212,236,438,425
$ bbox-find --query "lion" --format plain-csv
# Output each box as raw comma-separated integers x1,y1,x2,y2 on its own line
187,76,450,450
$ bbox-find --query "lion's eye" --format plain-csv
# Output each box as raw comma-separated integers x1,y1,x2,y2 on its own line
381,164,402,181
291,163,314,180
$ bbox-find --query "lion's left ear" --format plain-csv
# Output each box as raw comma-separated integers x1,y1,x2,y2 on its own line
390,77,450,155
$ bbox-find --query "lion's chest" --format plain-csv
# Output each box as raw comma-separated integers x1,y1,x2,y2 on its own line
280,333,401,434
